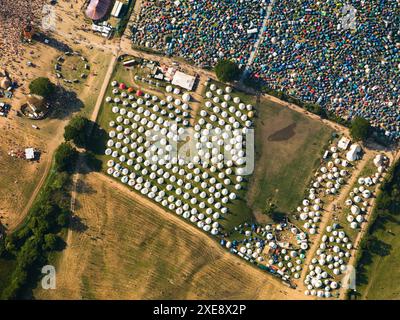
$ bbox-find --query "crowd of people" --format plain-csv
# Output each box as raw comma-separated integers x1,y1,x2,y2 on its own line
131,0,269,68
251,0,400,140
0,0,45,68
0,0,46,68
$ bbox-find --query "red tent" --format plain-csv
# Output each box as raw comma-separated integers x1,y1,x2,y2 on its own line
85,0,112,21
119,83,126,90
136,90,143,97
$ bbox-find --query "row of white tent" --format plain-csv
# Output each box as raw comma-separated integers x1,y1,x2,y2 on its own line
104,81,253,236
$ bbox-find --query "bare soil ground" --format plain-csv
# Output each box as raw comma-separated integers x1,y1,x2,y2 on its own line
35,172,310,300
0,0,117,232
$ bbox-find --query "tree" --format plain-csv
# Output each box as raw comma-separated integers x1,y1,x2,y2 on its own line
64,116,90,148
43,234,60,251
49,171,70,192
29,77,55,98
54,142,78,172
350,116,371,141
0,237,5,257
57,209,70,228
215,59,241,82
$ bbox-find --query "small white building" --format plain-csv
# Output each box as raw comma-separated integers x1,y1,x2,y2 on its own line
25,148,35,160
338,136,351,150
111,1,124,18
171,71,196,91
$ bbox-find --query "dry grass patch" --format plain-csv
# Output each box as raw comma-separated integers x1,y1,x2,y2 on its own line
35,172,306,300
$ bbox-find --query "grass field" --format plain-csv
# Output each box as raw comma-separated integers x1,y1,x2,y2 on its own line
0,116,65,230
32,59,334,300
354,160,400,300
0,47,111,232
35,172,305,300
247,97,334,222
356,216,400,300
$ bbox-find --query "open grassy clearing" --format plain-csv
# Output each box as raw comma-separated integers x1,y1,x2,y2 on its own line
0,116,65,230
248,97,334,223
35,172,303,300
356,216,400,300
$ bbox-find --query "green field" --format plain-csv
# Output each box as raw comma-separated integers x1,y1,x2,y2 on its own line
355,161,400,300
356,216,400,300
247,98,334,222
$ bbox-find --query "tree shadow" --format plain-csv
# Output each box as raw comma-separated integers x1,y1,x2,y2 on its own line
356,251,374,286
33,32,73,53
75,179,97,195
370,214,400,233
69,215,88,233
271,211,287,222
85,121,108,156
46,85,84,120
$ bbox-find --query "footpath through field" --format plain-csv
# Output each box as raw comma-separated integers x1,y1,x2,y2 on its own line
241,0,276,82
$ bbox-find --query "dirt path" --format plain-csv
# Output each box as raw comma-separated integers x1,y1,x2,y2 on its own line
133,0,144,19
241,0,276,81
90,54,118,122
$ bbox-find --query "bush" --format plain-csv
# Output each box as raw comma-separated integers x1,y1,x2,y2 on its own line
0,237,5,257
64,116,90,148
54,142,78,173
29,77,55,98
350,116,371,141
215,60,242,82
305,103,326,117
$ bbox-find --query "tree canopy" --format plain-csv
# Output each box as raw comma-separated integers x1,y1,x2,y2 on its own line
350,116,371,141
64,116,90,148
29,77,55,98
54,142,78,173
215,60,241,82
